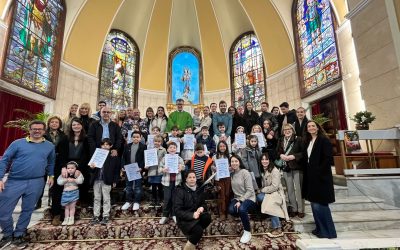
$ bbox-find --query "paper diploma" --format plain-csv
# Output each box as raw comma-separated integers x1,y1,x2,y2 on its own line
215,158,230,179
165,154,179,174
88,148,109,168
235,133,246,148
145,148,158,167
252,133,266,148
147,135,155,149
169,137,181,152
124,163,142,181
183,134,195,150
127,130,133,143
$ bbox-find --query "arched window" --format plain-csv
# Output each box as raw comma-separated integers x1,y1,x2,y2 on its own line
230,32,266,111
99,30,139,110
1,0,65,98
294,0,341,97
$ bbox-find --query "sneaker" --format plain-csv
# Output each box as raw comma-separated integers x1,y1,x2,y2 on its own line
240,230,252,244
159,217,168,224
121,202,132,210
0,235,13,248
90,216,101,224
61,217,69,226
172,216,177,223
11,236,28,249
132,203,140,211
67,216,74,226
101,216,109,225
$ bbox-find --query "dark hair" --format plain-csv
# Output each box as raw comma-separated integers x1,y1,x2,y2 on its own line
171,125,179,131
68,117,86,142
67,161,79,168
279,102,289,108
155,106,168,120
146,107,154,119
219,100,227,106
185,125,193,130
303,120,327,144
261,102,269,107
46,115,63,131
229,154,246,169
195,143,204,151
271,106,280,113
216,141,230,159
217,122,225,127
29,120,46,130
167,141,177,148
176,98,184,103
132,130,142,137
98,100,106,105
184,170,196,182
101,138,113,146
210,103,217,107
260,153,275,173
201,126,209,131
247,134,259,148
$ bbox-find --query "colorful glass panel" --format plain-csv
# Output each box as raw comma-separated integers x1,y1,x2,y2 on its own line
2,0,64,96
296,0,341,94
99,30,138,110
231,33,266,110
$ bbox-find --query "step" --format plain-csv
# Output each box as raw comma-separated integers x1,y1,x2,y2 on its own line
333,185,348,198
292,209,400,233
27,218,295,241
296,237,400,250
304,196,385,212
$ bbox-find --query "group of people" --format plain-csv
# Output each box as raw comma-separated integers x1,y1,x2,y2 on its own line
0,98,337,249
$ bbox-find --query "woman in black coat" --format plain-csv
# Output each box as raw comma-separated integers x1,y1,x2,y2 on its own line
173,170,211,250
228,106,247,143
243,101,259,134
303,120,337,239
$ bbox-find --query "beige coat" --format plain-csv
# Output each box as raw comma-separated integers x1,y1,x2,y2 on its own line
260,168,289,220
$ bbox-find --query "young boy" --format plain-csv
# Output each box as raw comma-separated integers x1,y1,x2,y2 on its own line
181,126,196,170
89,138,120,224
192,108,202,135
191,143,213,185
121,131,146,211
168,125,182,152
144,134,166,206
213,122,232,153
158,142,185,224
196,126,216,157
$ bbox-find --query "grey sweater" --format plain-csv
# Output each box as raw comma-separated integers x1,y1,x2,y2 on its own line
231,169,256,202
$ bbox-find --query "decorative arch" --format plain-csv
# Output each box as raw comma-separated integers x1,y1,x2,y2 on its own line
0,0,66,99
98,29,139,110
230,31,267,111
167,46,203,105
293,0,342,97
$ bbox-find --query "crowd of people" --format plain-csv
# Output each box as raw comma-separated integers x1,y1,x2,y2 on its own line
0,98,337,249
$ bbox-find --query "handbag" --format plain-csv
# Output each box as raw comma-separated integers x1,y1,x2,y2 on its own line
274,140,294,169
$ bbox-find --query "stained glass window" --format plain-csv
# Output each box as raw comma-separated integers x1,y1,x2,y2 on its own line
1,0,65,98
295,0,341,95
99,30,139,110
231,32,266,110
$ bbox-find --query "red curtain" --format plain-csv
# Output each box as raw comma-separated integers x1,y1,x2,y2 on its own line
0,91,44,155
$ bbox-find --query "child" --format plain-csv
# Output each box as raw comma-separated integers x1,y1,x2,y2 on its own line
181,126,196,169
89,138,120,224
251,124,266,151
132,124,146,144
231,126,246,153
192,108,202,135
190,143,213,185
121,131,146,211
196,126,216,157
262,119,277,160
238,135,262,189
167,125,182,152
159,142,185,224
257,153,289,238
213,122,232,153
57,161,84,225
147,126,160,149
144,134,166,206
212,141,231,219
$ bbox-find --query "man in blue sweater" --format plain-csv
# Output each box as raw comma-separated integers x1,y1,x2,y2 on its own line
0,120,55,248
212,100,233,137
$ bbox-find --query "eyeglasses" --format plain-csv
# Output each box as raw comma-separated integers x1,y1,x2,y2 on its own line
102,111,111,114
30,128,44,131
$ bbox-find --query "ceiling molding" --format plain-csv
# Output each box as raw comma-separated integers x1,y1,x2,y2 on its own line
345,0,372,20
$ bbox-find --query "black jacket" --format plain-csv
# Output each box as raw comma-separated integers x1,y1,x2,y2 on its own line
231,114,247,142
302,136,335,204
243,110,260,134
293,117,309,137
258,112,278,132
90,154,120,186
276,136,304,171
277,109,297,135
173,184,208,234
87,120,122,155
121,142,146,169
44,131,68,177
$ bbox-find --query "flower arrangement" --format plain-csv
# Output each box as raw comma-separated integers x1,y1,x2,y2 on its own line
350,111,376,130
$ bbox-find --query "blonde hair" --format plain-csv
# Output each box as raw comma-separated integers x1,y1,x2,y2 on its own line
282,123,295,134
251,124,262,133
78,103,92,117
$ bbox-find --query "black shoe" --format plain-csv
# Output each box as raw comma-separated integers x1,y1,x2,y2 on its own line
12,236,28,249
311,229,321,238
101,217,109,225
35,199,42,210
90,216,101,224
0,235,13,248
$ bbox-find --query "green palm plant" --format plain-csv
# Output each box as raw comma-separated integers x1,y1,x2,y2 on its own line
3,109,50,135
312,113,332,135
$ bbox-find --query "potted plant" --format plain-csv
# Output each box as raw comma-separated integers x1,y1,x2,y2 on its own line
350,111,376,130
3,109,50,135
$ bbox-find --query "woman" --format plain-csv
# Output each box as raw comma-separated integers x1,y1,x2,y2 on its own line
174,170,211,250
271,106,280,116
228,154,256,244
63,104,78,134
243,101,259,134
144,107,155,132
117,109,127,127
276,123,304,218
150,106,168,135
257,153,289,238
303,120,337,239
228,106,247,143
193,106,212,134
77,103,95,133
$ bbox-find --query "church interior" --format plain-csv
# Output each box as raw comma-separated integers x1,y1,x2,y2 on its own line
0,0,400,249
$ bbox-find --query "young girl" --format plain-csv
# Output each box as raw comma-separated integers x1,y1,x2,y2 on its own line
238,135,262,189
192,108,202,135
257,153,289,238
232,126,246,153
212,141,231,219
181,126,196,169
262,119,277,160
57,161,84,225
251,124,266,151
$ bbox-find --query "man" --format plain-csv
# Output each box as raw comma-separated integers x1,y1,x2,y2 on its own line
258,102,278,132
277,102,297,137
293,107,308,137
208,103,218,138
212,100,233,137
88,106,122,156
121,108,148,140
0,121,55,248
92,100,107,121
166,99,193,135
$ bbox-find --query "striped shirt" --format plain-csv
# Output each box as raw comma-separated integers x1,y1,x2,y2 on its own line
193,155,209,180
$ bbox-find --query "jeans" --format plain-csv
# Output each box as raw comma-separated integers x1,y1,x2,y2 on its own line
93,180,111,217
310,202,337,238
125,179,143,203
228,199,256,231
256,193,281,229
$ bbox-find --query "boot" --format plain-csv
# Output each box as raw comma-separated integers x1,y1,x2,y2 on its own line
61,217,69,226
51,215,61,226
67,217,75,226
183,241,196,250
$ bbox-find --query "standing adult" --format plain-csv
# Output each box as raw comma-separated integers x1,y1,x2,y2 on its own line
77,103,95,133
91,100,107,121
121,108,148,139
117,110,127,127
271,106,280,116
62,104,78,134
243,101,259,134
228,106,247,143
144,107,155,132
208,103,218,137
166,99,193,135
0,121,55,248
193,106,212,134
293,107,309,137
258,102,278,133
237,105,245,116
277,102,296,137
174,170,211,250
212,100,233,137
150,106,168,135
303,120,337,239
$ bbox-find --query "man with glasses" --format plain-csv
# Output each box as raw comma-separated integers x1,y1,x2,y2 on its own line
121,108,148,140
166,99,193,135
0,121,55,248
